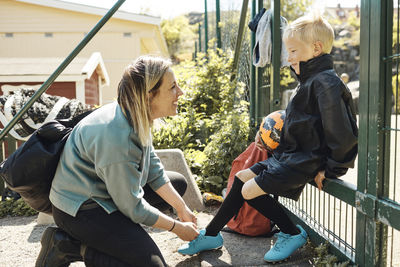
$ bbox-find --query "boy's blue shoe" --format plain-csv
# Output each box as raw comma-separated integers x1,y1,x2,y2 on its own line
264,225,307,263
177,229,223,255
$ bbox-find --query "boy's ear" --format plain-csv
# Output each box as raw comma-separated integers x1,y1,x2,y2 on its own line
313,41,323,57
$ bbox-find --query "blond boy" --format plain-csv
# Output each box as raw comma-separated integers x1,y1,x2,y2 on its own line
178,13,358,263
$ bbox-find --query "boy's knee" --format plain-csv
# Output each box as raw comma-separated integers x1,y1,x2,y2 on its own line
241,179,266,200
241,184,254,200
236,169,256,183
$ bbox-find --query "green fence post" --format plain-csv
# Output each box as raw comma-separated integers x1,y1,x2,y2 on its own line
204,0,208,54
270,0,281,112
250,0,257,127
356,0,389,265
199,23,202,53
232,0,249,77
216,0,221,49
256,0,267,122
194,41,198,60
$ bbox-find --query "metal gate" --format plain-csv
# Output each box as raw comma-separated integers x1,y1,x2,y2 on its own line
246,0,400,265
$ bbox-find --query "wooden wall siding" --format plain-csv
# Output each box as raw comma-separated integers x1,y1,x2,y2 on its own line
0,0,151,33
0,0,166,103
0,82,76,99
85,71,99,105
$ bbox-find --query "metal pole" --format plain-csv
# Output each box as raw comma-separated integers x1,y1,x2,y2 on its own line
232,0,249,74
256,0,266,121
356,0,389,265
250,0,257,126
198,23,202,52
216,0,222,49
270,0,281,112
0,0,126,141
194,41,198,59
204,0,209,53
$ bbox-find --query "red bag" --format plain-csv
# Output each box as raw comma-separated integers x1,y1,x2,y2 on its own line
226,142,272,236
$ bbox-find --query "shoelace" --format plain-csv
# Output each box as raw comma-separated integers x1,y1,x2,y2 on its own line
272,232,291,252
189,233,206,248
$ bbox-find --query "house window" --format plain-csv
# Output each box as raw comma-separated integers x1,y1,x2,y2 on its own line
123,32,132,37
5,33,13,38
44,32,53,38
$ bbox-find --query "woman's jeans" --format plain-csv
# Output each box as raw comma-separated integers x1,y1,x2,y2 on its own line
52,171,187,267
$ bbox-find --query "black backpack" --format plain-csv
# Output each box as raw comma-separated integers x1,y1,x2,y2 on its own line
0,110,93,214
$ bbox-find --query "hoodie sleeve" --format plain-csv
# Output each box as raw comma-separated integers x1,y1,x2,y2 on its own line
316,81,358,179
97,160,161,226
146,145,170,191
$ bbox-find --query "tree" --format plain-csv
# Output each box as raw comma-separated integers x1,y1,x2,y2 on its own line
161,16,197,60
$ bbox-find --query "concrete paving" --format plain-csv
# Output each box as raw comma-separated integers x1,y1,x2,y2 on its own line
146,206,315,267
0,207,316,267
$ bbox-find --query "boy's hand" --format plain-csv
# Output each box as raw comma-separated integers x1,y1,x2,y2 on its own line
255,131,266,151
314,170,326,191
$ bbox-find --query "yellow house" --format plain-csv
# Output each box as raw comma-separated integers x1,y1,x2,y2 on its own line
0,0,169,104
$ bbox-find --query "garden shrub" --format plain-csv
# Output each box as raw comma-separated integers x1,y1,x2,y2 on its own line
200,111,249,193
152,50,251,194
0,198,38,218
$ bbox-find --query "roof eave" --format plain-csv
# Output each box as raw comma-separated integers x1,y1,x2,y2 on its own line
16,0,161,25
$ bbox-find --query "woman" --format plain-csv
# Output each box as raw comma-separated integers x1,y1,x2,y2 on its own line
36,56,199,267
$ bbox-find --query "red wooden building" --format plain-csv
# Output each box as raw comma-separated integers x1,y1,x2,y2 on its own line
0,52,109,106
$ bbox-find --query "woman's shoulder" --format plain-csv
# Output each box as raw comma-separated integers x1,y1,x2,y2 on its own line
73,103,138,152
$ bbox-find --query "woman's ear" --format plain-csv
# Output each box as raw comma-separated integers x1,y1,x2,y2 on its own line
313,41,323,57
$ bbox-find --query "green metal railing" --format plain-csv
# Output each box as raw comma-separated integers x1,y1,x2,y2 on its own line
0,0,126,141
288,0,399,265
0,0,125,195
241,0,400,265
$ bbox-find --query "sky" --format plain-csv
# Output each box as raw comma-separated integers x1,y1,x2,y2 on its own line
62,0,360,19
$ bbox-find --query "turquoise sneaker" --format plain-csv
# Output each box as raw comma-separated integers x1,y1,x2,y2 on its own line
178,229,223,255
264,225,307,263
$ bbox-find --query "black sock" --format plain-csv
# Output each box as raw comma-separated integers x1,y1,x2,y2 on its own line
246,195,300,235
205,177,244,236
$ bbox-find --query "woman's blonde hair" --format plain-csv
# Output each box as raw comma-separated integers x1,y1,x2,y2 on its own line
283,12,334,54
117,55,171,146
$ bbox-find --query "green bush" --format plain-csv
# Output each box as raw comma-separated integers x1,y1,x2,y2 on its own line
200,111,249,193
153,50,250,194
0,198,38,218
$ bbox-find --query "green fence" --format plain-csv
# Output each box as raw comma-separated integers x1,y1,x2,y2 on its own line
245,0,400,265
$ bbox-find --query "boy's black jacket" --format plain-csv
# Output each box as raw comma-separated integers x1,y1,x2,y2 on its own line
273,54,358,185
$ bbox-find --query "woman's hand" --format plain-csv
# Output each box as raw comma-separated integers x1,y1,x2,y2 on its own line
314,170,326,191
177,205,197,225
255,131,265,151
173,221,199,241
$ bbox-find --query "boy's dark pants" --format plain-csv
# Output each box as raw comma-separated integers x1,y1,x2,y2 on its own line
52,171,187,267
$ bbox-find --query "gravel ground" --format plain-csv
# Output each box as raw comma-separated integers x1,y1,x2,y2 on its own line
0,206,314,267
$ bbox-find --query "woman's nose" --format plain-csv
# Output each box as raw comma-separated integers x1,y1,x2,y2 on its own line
177,85,184,96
